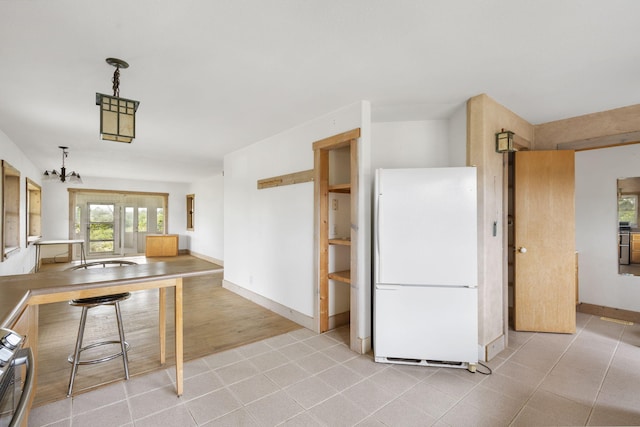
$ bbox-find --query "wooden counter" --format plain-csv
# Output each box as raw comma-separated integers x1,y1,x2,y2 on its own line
0,257,222,398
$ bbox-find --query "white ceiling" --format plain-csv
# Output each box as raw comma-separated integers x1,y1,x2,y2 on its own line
1,1,639,183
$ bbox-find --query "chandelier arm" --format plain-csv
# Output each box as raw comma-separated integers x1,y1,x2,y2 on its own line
44,146,80,183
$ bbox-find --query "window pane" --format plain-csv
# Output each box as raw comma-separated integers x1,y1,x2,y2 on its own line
90,241,114,253
125,207,134,232
75,206,82,235
89,204,114,222
138,207,147,232
619,195,637,225
89,223,114,240
157,208,164,232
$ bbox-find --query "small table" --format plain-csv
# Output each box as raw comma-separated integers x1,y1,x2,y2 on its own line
34,240,86,272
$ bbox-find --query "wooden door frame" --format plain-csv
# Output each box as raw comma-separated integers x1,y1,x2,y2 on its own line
313,128,360,349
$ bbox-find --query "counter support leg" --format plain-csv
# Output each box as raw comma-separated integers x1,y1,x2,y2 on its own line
159,288,166,364
174,279,183,396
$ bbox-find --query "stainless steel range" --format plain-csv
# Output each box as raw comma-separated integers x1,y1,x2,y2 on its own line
0,328,33,427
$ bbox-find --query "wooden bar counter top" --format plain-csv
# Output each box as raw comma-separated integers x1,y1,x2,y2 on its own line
0,257,223,399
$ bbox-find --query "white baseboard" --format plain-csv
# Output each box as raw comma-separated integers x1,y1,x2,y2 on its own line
188,250,224,267
222,279,314,330
483,334,506,361
357,335,372,355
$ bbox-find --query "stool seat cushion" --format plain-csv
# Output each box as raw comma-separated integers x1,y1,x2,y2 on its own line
71,292,131,306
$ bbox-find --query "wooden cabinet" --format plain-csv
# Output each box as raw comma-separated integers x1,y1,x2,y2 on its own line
631,233,640,263
145,234,179,257
10,305,38,357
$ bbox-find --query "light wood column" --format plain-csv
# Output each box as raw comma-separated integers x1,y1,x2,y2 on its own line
159,288,166,364
174,278,184,396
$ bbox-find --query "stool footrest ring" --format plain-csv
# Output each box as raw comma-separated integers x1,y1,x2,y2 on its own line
67,341,131,365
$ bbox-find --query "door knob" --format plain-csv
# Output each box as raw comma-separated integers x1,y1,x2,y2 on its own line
518,247,527,253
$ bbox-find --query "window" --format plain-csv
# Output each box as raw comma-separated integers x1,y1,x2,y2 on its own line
157,207,164,232
2,160,20,259
26,178,42,245
186,194,195,231
74,206,82,235
138,207,148,232
125,207,134,232
618,194,638,226
88,203,115,254
69,189,168,257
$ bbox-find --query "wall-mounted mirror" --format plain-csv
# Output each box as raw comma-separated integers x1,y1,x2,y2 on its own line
618,177,640,275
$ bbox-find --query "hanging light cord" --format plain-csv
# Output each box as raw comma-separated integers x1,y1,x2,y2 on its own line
112,66,120,97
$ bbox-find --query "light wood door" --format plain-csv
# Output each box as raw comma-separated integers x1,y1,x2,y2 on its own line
514,150,576,333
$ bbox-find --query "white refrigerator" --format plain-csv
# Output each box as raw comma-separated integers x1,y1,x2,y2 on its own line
373,167,478,370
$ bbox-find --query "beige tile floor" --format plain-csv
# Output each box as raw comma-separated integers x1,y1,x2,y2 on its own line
28,312,640,426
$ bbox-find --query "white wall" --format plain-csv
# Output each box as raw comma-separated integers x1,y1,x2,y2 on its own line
187,173,224,264
576,144,640,312
371,111,467,171
371,120,450,169
447,102,468,167
0,129,43,275
0,131,42,276
224,101,369,334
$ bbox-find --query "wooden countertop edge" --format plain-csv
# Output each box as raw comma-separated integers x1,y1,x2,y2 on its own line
1,291,31,329
0,261,223,329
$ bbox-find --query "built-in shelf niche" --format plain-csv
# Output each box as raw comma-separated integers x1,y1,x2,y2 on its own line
26,178,42,245
313,128,359,334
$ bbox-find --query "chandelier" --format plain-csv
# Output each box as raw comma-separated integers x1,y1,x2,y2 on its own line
96,58,140,143
42,146,82,183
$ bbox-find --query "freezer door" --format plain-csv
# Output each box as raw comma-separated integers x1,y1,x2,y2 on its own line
375,167,477,286
374,284,478,363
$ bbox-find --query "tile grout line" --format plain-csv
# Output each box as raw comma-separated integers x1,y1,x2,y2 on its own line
506,315,596,426
583,320,627,426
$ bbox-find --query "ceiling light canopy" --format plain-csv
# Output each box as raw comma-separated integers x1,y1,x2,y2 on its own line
96,57,140,143
43,146,82,183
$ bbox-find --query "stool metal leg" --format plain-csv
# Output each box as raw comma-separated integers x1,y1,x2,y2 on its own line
67,306,89,397
114,301,130,380
67,301,131,397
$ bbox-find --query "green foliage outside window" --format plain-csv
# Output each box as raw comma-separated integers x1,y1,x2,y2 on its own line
618,195,637,226
157,208,164,232
138,208,148,232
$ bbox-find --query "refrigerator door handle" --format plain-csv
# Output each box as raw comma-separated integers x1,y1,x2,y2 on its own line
375,194,382,282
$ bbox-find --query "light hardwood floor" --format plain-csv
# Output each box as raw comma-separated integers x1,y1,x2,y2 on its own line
34,255,301,407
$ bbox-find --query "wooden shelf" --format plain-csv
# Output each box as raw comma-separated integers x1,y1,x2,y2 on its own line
328,270,351,284
329,238,351,246
328,183,351,193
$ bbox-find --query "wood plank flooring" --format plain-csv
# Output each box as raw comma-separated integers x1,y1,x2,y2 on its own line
33,256,301,407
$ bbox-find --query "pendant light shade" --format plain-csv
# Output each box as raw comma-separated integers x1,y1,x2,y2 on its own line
96,58,140,143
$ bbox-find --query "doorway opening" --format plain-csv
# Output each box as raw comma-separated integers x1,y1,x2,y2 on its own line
69,189,168,259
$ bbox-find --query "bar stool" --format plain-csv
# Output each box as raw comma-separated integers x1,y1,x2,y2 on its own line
66,260,137,397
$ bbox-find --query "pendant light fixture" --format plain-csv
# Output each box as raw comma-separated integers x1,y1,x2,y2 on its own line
42,146,82,183
96,58,140,143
